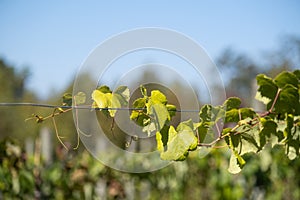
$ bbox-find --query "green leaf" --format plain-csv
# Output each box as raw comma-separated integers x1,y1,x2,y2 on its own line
230,119,260,154
114,86,130,103
228,153,241,174
138,89,171,131
240,132,259,154
156,131,164,152
225,134,241,149
132,97,146,109
176,119,194,132
274,71,299,89
225,109,239,123
110,95,121,117
130,97,147,125
197,124,208,139
92,85,130,117
176,119,199,151
149,104,170,131
272,85,300,115
74,92,86,105
149,90,167,105
223,97,241,111
285,114,300,160
109,86,130,117
130,89,176,132
91,90,112,109
160,121,198,161
259,119,277,148
62,93,72,106
199,104,225,124
225,108,256,123
255,74,278,105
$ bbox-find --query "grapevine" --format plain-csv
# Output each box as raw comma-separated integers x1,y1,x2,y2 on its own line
27,70,300,173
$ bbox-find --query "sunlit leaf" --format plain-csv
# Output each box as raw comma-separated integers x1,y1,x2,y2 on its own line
114,86,130,104
149,90,167,105
156,131,164,152
240,132,259,154
285,114,300,160
160,120,198,161
92,85,130,117
259,119,277,148
91,90,112,109
109,86,130,117
149,104,170,131
199,104,225,124
130,97,147,126
228,152,242,174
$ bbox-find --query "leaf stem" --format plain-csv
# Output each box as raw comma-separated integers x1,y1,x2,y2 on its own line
269,88,281,113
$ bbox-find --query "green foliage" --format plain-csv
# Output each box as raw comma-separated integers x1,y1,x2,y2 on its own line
2,138,300,199
221,70,299,173
92,85,129,117
0,139,109,199
157,119,198,161
0,139,35,198
30,70,300,174
129,85,176,136
256,70,300,115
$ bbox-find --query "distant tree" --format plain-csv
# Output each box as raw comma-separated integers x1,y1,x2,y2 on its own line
0,59,37,140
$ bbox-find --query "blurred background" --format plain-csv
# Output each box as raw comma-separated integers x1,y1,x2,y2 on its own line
0,1,300,199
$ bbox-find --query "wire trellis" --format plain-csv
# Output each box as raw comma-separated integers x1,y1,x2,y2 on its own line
0,102,200,113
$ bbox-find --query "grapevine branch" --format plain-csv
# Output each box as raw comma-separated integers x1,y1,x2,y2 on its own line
0,83,292,154
196,95,280,148
1,70,299,173
0,102,273,150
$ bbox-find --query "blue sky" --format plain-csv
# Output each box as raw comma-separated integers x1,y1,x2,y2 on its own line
0,1,300,99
